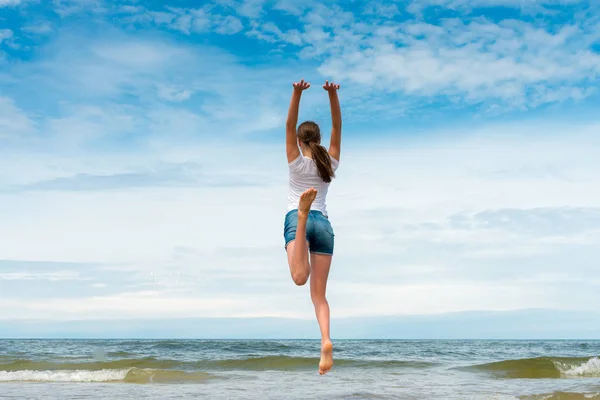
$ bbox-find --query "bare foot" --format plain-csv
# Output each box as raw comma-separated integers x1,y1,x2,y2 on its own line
298,188,317,215
319,340,333,375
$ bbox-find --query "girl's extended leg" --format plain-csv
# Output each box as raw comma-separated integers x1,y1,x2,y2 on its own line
286,188,317,286
310,252,333,375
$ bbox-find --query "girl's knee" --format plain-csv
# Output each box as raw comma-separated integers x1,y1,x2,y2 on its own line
310,292,327,304
293,272,309,286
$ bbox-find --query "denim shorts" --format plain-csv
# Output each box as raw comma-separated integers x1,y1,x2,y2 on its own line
284,209,335,256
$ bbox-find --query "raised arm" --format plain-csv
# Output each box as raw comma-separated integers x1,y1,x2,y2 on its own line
286,79,310,163
323,80,341,161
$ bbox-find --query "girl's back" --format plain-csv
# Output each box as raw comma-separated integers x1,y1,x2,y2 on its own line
288,154,339,216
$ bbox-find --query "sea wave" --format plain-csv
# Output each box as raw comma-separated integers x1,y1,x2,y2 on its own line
0,355,436,374
466,356,600,379
520,391,600,400
210,355,435,370
0,368,213,383
556,357,600,377
0,357,181,372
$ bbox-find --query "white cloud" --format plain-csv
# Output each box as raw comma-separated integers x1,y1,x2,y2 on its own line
170,13,193,34
102,1,600,112
29,36,190,100
408,0,588,13
3,29,291,147
0,292,269,320
157,84,193,102
216,0,266,19
52,0,105,17
1,0,599,322
190,1,598,111
0,97,35,140
22,23,54,35
315,19,600,108
0,0,21,6
0,120,599,319
363,1,401,17
247,21,303,45
148,11,175,25
213,15,244,34
0,29,14,44
0,271,85,281
272,0,308,16
122,6,245,36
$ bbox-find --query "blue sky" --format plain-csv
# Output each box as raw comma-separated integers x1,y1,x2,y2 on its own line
1,0,600,338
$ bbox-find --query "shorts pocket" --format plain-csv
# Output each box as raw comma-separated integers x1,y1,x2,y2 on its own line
322,217,334,237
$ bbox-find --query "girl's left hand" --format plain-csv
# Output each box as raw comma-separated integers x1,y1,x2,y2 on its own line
293,79,311,91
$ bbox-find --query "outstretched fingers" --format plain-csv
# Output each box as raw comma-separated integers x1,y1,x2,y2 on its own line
323,80,340,92
293,79,311,91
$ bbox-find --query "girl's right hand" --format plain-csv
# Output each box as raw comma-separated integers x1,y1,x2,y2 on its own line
323,80,340,92
293,79,311,91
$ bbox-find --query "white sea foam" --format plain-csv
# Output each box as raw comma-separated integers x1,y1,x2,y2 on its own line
0,369,130,382
555,357,600,377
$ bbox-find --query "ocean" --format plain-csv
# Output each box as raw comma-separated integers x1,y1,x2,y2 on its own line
0,339,599,399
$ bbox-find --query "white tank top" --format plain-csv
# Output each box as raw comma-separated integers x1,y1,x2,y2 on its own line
287,153,339,216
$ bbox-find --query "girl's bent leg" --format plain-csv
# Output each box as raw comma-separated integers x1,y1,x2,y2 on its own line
286,239,310,286
286,188,318,286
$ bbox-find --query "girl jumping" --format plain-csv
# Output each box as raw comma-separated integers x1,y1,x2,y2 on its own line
283,79,341,375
